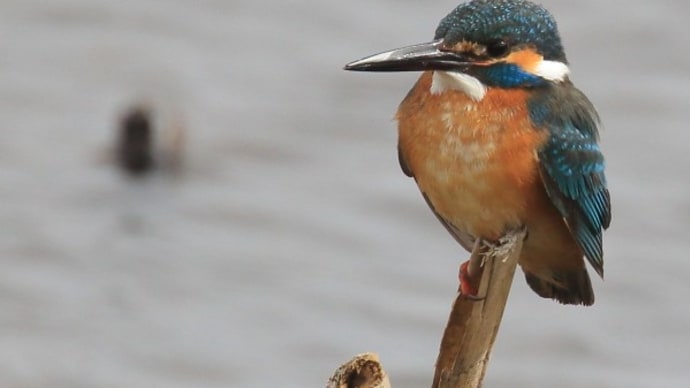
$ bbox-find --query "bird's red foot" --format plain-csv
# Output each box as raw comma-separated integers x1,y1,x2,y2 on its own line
458,260,483,300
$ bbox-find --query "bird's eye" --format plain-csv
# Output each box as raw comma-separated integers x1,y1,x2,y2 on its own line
486,39,510,57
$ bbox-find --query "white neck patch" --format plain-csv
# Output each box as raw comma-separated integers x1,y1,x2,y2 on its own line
430,71,487,101
533,60,570,82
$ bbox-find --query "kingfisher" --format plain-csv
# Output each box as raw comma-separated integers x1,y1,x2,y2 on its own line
345,0,610,305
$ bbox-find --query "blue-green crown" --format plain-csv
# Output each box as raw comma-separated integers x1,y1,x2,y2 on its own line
434,0,566,62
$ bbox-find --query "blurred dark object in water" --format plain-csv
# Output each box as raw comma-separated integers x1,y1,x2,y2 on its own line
117,106,155,175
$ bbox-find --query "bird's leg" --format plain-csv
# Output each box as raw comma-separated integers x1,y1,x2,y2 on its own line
458,238,484,300
458,229,525,299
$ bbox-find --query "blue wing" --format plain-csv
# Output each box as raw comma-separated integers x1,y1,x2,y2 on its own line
529,84,611,277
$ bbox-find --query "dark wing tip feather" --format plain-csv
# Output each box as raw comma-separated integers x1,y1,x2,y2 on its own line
525,269,595,306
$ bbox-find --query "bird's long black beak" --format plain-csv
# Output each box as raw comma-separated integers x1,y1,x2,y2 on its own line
344,39,470,72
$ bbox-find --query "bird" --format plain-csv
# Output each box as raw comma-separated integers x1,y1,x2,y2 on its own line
117,106,155,176
114,104,187,177
344,0,610,306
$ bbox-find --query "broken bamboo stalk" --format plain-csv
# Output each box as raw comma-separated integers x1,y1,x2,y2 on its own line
327,229,525,388
431,229,526,388
327,353,391,388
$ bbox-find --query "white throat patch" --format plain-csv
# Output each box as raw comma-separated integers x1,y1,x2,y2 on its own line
430,71,486,101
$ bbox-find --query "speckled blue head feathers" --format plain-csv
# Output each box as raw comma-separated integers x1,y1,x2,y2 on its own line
435,0,566,62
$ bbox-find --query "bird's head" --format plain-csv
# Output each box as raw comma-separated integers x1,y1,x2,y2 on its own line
345,0,570,99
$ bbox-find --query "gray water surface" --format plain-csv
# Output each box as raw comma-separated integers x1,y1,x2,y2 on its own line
1,1,688,387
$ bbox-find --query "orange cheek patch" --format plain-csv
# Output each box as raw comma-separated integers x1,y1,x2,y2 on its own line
504,49,543,73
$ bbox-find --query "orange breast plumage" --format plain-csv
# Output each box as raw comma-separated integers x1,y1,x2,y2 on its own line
396,71,549,240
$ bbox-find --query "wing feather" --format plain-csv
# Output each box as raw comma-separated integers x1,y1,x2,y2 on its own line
530,83,610,277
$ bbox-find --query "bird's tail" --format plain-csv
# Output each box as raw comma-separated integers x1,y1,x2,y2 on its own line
524,269,594,306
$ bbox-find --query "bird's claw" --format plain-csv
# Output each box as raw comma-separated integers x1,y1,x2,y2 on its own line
480,230,523,263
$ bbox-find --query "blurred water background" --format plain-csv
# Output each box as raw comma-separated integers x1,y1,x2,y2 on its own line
1,0,688,387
